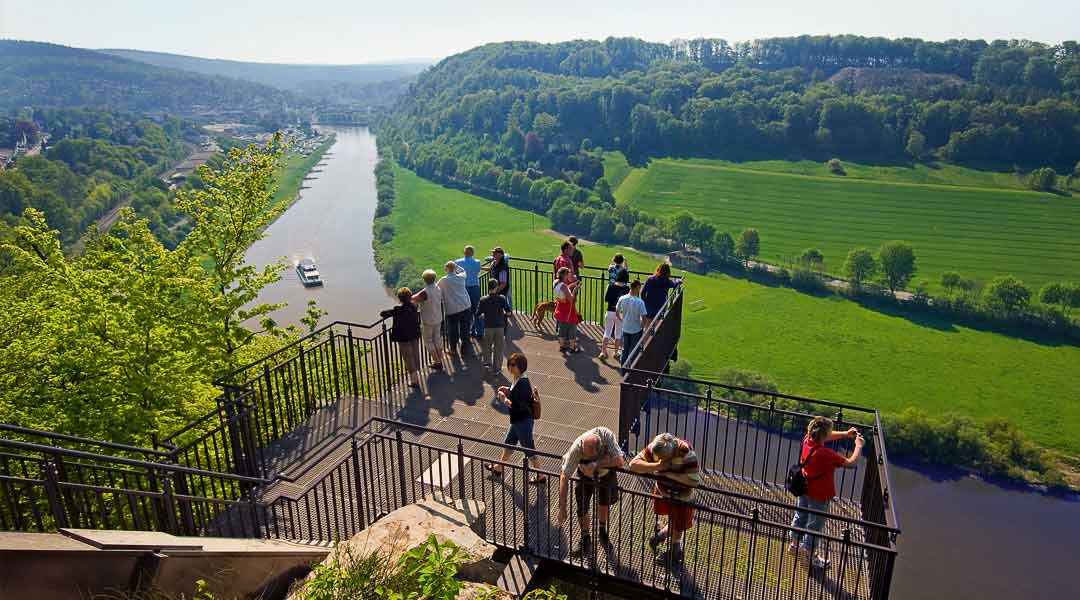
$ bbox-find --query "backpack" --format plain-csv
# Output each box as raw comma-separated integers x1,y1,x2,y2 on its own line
531,387,542,420
785,446,821,497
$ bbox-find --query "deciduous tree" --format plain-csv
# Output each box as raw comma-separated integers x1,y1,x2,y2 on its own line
843,247,876,289
878,241,917,295
735,228,760,268
982,276,1031,315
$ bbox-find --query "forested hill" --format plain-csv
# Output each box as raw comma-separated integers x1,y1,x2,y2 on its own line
382,36,1080,176
101,49,429,96
0,40,299,113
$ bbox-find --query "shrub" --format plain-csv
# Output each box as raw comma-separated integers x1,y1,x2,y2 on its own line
523,586,569,600
982,275,1031,315
826,158,845,175
790,268,827,294
1027,167,1057,191
373,221,395,244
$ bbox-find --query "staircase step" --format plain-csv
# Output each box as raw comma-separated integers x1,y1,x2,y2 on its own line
496,553,539,596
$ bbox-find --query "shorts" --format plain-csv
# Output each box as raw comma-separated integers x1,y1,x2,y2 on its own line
603,311,622,341
654,495,695,531
574,470,619,515
556,320,578,341
422,322,442,353
398,339,420,373
504,419,536,458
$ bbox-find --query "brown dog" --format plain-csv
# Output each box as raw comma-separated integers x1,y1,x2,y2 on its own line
532,300,557,326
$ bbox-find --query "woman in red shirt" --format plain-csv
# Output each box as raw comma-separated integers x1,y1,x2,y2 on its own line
788,416,864,569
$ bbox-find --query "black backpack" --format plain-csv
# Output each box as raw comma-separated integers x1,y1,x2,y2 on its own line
785,446,821,497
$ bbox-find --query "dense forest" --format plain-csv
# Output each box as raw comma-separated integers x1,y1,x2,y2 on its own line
381,36,1080,186
0,108,193,247
0,41,300,114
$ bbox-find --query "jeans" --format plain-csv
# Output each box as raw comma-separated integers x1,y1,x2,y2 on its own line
466,285,481,336
481,325,505,367
789,495,830,553
446,309,472,352
621,330,643,367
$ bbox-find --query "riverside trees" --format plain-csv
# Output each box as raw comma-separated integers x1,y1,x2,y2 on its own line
0,139,316,445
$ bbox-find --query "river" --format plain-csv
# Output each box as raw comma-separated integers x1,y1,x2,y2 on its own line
246,127,393,326
249,126,1080,599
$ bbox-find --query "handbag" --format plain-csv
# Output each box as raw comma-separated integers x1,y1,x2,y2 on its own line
785,446,822,497
531,387,542,420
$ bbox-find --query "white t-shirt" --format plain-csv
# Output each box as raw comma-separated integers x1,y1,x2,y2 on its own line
418,283,443,324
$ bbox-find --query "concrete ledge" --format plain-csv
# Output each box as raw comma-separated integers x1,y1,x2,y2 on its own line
0,531,330,600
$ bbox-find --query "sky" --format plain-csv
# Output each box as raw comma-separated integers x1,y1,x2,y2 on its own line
1,0,1076,65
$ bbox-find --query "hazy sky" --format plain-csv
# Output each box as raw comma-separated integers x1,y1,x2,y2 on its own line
2,0,1075,64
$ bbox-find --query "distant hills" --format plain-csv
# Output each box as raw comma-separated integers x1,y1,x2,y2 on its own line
101,49,430,104
0,40,297,113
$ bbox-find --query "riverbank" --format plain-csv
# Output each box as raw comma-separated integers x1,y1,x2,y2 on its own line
271,134,335,216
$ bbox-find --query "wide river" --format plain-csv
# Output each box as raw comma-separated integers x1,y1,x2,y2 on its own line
251,127,1080,599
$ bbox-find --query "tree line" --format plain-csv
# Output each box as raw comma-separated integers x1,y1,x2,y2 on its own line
381,36,1080,196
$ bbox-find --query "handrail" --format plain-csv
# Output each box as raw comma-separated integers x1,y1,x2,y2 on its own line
623,367,882,418
874,411,902,533
622,379,879,432
0,438,270,484
215,319,390,385
0,423,172,457
157,392,254,447
357,416,901,534
621,283,683,369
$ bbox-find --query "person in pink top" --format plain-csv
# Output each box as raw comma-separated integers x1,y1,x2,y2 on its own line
553,240,575,277
788,416,864,569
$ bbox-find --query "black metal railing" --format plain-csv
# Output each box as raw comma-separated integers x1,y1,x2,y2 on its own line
619,284,684,444
260,417,898,600
0,437,268,537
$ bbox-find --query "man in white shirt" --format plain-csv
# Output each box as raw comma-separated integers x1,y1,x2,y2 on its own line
616,279,647,368
438,261,473,357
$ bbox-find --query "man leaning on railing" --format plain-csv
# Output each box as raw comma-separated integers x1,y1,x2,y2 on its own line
629,432,702,568
557,426,625,557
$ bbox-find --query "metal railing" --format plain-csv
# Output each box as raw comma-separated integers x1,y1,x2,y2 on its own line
0,437,268,537
260,417,898,600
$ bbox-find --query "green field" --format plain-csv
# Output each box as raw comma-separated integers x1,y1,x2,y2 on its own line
388,166,1080,456
610,155,1080,293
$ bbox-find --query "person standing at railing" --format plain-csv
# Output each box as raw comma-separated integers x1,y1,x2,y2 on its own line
557,426,625,557
484,353,546,484
477,278,512,372
629,433,702,567
439,261,473,358
379,287,422,390
456,245,483,339
607,253,628,284
569,235,584,277
788,416,864,570
489,247,512,311
553,240,575,277
411,270,446,371
641,262,682,330
599,268,630,359
616,279,646,368
553,266,582,354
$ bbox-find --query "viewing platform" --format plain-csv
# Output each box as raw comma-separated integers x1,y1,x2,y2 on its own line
0,258,900,599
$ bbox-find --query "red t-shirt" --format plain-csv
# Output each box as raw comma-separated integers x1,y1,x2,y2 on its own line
800,435,847,502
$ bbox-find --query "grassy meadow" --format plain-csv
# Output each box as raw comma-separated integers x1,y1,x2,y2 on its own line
607,153,1080,293
388,166,1080,456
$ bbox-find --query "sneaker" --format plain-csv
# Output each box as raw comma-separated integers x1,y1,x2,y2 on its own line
598,351,608,359
648,530,663,554
430,363,443,371
812,555,831,570
482,362,491,369
578,534,593,556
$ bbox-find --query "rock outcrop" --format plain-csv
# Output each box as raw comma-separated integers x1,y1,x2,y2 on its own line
289,499,505,599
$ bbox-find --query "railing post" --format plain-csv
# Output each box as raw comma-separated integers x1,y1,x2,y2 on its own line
298,342,313,417
263,363,279,440
381,322,393,394
346,326,360,399
394,431,408,508
456,440,466,501
40,459,68,530
223,398,247,477
159,474,179,534
521,455,530,552
173,471,196,536
352,437,367,530
329,328,342,400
